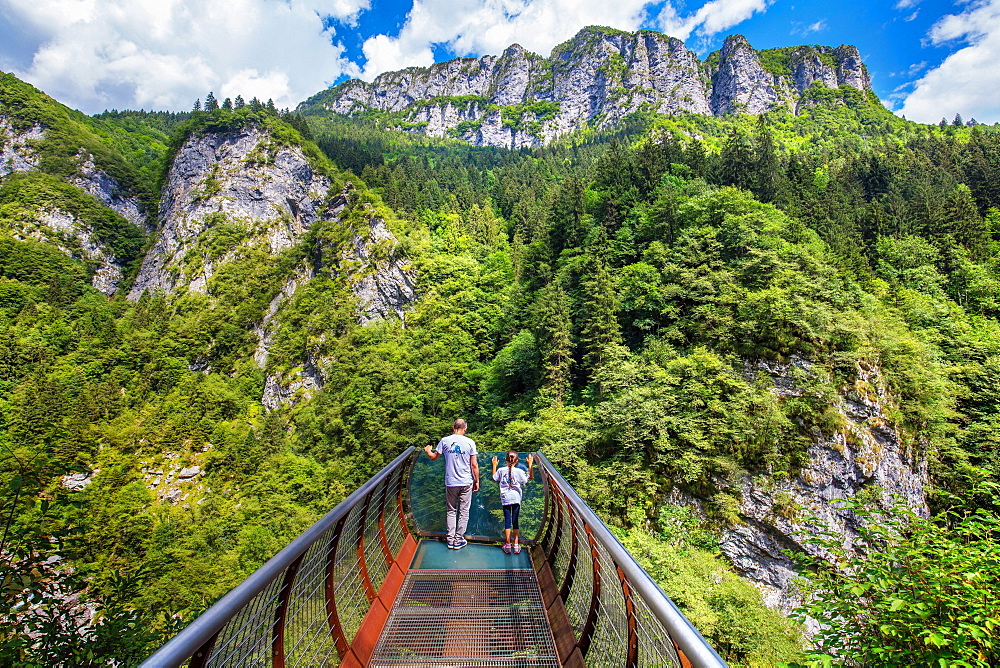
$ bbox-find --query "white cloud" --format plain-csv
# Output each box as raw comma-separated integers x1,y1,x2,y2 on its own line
791,18,826,36
898,0,1000,124
357,0,656,80
656,0,771,42
0,0,365,113
355,0,770,81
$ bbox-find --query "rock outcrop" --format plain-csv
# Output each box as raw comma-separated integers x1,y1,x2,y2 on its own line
128,126,331,299
676,356,927,619
130,124,415,408
24,209,127,295
302,27,872,148
71,158,148,232
0,117,43,175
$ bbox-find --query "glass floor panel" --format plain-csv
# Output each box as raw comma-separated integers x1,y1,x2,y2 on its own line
410,539,533,570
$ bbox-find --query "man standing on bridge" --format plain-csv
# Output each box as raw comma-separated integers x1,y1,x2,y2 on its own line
424,419,479,549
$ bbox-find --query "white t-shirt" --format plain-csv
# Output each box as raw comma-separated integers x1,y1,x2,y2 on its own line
436,434,478,487
492,465,529,506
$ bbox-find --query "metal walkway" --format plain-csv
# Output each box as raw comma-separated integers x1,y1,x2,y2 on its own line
370,565,559,667
142,449,728,668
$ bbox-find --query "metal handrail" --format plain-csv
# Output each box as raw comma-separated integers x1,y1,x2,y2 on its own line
535,452,728,668
141,446,415,668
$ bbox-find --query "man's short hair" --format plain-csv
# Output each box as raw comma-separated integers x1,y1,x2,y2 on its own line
453,419,467,432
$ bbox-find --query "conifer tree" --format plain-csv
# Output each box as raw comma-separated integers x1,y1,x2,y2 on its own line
533,282,573,404
192,98,201,111
579,255,621,387
752,117,779,203
685,139,708,177
718,127,755,191
234,95,246,109
549,175,587,253
945,183,988,255
222,97,233,111
205,91,219,111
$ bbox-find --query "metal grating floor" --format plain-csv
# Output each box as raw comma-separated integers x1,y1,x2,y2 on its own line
369,569,560,667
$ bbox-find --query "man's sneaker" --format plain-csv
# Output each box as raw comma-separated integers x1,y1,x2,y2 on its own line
502,543,512,554
453,538,468,549
513,543,522,554
447,540,457,549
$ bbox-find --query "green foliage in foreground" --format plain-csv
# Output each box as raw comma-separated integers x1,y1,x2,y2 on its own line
790,494,1000,668
619,506,805,667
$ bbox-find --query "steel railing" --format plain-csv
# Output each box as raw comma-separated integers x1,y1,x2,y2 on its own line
534,452,727,668
144,447,726,667
141,447,414,668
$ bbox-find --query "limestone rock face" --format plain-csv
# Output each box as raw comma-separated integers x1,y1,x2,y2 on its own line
71,158,148,232
0,118,43,175
678,357,928,621
711,35,787,115
303,27,871,148
4,202,130,295
129,124,415,408
128,126,332,299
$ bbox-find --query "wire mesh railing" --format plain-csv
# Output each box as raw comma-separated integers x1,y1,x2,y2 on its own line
141,447,414,668
534,453,727,668
408,450,545,543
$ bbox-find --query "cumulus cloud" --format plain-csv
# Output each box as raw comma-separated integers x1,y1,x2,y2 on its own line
0,0,364,113
356,0,657,80
354,0,771,81
656,0,771,43
899,0,1000,124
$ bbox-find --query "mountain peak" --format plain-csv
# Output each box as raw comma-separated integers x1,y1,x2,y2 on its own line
300,27,874,148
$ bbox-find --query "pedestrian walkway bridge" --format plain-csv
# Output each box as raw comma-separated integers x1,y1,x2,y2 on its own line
142,448,727,667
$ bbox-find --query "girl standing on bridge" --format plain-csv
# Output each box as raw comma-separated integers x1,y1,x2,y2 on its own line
491,451,534,554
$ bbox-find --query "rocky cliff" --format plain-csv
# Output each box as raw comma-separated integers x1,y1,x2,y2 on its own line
673,356,927,619
302,27,872,148
1,109,147,294
129,123,414,407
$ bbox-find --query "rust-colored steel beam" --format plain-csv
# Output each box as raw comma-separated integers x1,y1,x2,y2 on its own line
271,554,303,668
558,499,579,602
356,491,377,602
578,525,602,657
545,485,566,564
188,631,218,668
617,565,639,668
376,477,395,565
396,459,410,536
325,516,350,658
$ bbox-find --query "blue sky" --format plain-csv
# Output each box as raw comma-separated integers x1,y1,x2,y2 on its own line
0,0,997,124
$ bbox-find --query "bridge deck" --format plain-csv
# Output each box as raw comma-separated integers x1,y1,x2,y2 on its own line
369,541,560,667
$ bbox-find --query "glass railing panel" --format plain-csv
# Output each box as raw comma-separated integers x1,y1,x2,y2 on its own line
408,450,544,543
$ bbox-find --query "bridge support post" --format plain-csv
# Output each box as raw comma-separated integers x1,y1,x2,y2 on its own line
325,516,350,658
271,554,303,667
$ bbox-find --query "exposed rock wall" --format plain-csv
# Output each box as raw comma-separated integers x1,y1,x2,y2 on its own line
30,210,125,295
71,158,148,232
130,124,415,408
0,117,43,175
304,28,871,148
128,126,333,299
674,357,928,619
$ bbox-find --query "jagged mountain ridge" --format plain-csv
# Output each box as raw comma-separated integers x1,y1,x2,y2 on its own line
301,27,872,148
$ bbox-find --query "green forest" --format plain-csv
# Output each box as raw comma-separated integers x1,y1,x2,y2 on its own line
2,67,1000,667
